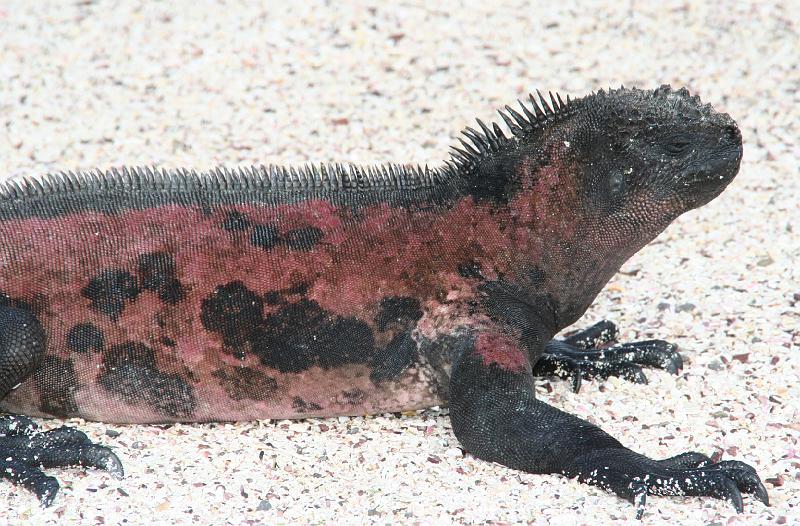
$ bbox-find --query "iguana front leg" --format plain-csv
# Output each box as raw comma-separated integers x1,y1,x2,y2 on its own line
446,325,768,519
537,320,683,392
0,306,123,506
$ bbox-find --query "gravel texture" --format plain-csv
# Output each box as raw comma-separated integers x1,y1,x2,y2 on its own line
0,1,797,524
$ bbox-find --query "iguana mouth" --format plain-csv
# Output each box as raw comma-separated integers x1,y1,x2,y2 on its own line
682,122,743,206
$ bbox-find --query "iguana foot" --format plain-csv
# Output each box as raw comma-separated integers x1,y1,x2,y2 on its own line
0,414,123,506
537,320,683,392
568,448,770,519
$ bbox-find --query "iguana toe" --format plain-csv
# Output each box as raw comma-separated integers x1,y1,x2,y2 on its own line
539,322,684,390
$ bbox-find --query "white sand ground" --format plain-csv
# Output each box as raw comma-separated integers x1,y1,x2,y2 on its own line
0,1,797,524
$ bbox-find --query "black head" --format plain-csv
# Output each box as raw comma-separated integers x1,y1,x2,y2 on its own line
579,85,743,219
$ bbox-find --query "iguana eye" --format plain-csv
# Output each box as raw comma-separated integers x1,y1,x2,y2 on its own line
609,170,626,198
665,141,691,155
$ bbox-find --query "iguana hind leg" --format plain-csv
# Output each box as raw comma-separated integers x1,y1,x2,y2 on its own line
536,320,683,392
447,326,768,519
0,306,123,506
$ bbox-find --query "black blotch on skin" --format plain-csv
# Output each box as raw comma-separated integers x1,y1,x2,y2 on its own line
103,341,157,370
263,291,284,305
221,210,251,232
283,227,324,251
251,327,314,373
66,323,105,353
14,299,35,313
34,356,78,417
138,252,185,304
292,397,322,413
466,150,550,203
98,364,196,418
98,340,195,418
287,282,309,295
374,296,423,332
339,388,366,405
250,224,281,250
370,329,418,382
211,367,278,401
201,281,264,347
254,299,374,373
160,336,177,347
82,269,140,320
0,293,33,315
457,260,483,279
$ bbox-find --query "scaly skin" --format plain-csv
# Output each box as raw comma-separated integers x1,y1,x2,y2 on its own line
0,85,768,516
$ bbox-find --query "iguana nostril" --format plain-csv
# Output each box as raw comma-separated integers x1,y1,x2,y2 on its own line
725,124,742,142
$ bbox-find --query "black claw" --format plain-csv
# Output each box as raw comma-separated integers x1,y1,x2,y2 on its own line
629,481,647,520
637,340,683,373
0,459,60,506
716,476,744,513
665,346,683,373
37,477,59,507
715,461,769,506
753,480,770,506
94,447,125,479
570,367,582,393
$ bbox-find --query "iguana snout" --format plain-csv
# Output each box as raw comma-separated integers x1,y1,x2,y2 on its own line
677,119,742,208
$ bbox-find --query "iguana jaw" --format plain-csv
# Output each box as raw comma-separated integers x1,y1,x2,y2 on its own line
677,119,743,209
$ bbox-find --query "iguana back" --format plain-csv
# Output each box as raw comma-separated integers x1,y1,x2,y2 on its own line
0,164,489,422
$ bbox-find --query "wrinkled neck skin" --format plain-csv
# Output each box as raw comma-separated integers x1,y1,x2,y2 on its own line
457,123,676,341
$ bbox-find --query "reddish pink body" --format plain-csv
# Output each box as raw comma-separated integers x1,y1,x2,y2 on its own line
0,189,546,422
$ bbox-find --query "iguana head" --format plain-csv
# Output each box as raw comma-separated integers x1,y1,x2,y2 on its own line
455,84,742,224
451,85,743,328
574,85,742,227
454,84,742,248
546,85,744,281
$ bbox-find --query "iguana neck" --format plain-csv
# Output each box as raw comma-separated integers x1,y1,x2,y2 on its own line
449,106,645,332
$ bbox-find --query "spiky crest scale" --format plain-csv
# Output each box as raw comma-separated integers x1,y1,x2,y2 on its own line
449,89,578,168
0,162,454,201
1,89,579,202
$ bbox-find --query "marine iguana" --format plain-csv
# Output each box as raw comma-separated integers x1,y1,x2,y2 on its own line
0,85,768,518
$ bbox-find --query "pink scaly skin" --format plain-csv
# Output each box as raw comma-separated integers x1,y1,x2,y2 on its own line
0,86,768,517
